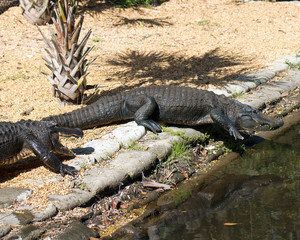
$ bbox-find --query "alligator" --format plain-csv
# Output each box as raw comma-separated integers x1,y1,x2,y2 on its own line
0,119,83,176
43,85,283,140
0,0,18,14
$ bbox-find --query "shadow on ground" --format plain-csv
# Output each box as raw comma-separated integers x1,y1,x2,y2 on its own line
0,156,75,183
108,48,245,84
77,0,166,16
86,48,247,101
113,16,172,27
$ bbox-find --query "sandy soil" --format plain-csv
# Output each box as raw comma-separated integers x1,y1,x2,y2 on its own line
0,0,300,209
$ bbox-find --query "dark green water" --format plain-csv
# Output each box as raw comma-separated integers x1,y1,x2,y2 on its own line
125,123,300,240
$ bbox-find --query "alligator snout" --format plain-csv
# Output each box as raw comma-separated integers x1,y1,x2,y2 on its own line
52,126,83,137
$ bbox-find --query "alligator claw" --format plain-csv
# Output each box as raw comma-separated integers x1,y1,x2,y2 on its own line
60,164,78,177
229,127,244,140
136,120,162,134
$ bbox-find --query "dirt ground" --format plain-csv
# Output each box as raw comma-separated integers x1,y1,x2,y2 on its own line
0,0,300,228
1,0,300,123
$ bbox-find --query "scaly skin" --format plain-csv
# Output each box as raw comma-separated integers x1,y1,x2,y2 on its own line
0,120,83,176
43,85,283,140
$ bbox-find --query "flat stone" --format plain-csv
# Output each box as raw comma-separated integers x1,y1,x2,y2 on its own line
167,127,204,138
268,62,288,72
56,221,98,240
238,80,257,89
19,225,45,240
0,223,11,237
248,89,281,104
143,133,182,160
0,188,32,208
48,189,94,211
145,139,174,161
262,80,295,93
102,121,146,147
238,98,266,110
0,209,34,226
82,167,128,195
244,69,276,83
33,203,58,222
207,88,230,96
234,76,260,88
110,151,157,179
278,55,300,65
286,69,300,83
223,82,249,94
72,139,120,168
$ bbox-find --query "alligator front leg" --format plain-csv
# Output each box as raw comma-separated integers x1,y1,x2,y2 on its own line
210,108,244,140
23,133,77,176
126,96,162,133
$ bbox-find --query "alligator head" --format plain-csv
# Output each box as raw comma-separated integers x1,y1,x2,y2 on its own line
49,123,83,156
234,105,283,132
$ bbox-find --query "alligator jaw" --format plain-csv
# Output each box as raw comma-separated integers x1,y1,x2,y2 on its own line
51,126,83,137
50,126,83,156
52,140,75,157
237,112,284,132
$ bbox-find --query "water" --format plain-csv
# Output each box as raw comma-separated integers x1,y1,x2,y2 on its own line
123,123,300,240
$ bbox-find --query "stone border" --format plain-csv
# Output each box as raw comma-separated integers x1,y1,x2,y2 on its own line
0,55,300,236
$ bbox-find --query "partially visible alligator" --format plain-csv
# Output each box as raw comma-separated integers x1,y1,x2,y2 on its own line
0,0,18,14
43,85,283,140
0,120,83,176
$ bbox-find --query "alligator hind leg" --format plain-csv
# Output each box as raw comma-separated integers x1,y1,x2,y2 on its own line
125,95,162,133
22,133,77,176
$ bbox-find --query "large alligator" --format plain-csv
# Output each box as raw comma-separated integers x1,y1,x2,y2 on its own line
0,119,83,176
43,85,283,140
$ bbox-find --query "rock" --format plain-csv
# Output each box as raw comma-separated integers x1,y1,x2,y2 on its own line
110,151,157,179
55,221,99,240
223,82,249,94
245,69,276,83
0,187,32,208
0,209,34,225
207,88,231,96
167,127,206,141
234,76,259,88
20,225,45,240
0,223,11,237
237,98,266,110
268,62,288,73
102,121,146,147
48,189,94,211
143,133,182,160
4,225,46,240
82,167,128,195
33,203,58,222
250,89,281,103
72,139,120,168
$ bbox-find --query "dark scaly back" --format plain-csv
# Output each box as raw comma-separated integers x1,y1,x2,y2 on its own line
126,85,238,125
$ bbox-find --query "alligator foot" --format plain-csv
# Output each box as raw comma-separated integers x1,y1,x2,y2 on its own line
229,126,244,140
60,164,77,177
135,119,162,134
